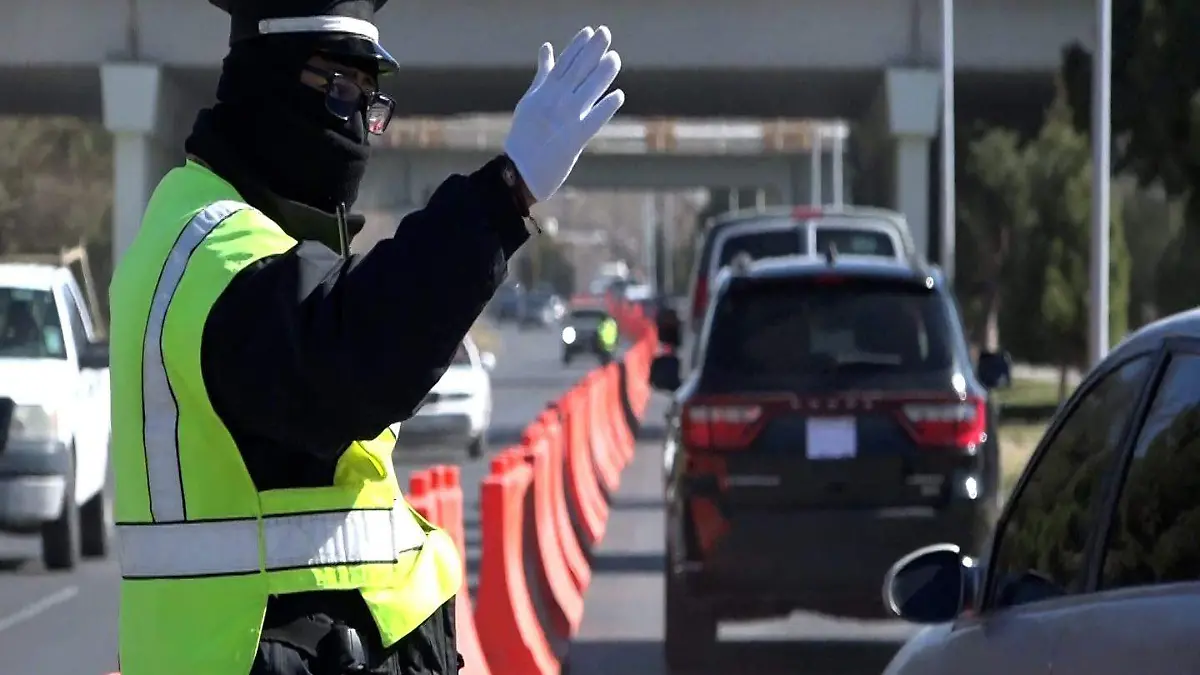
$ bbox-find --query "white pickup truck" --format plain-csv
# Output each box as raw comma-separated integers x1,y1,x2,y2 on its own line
0,263,110,570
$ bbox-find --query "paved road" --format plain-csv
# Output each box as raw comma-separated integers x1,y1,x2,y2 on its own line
569,395,920,675
0,323,592,675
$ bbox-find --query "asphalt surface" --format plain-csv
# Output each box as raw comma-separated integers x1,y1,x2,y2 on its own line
0,323,920,674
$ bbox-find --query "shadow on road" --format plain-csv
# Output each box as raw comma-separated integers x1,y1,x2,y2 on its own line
589,552,663,574
569,638,899,675
610,497,663,511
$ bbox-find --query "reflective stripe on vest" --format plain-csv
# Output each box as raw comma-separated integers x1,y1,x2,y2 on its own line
142,199,247,523
118,502,427,579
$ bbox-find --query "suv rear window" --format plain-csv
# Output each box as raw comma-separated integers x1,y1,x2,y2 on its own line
814,228,895,256
703,279,953,383
715,227,804,269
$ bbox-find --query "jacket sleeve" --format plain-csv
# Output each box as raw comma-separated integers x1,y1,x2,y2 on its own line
199,156,529,457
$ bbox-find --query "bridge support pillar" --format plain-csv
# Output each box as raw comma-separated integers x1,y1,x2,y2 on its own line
102,63,189,267
883,68,940,259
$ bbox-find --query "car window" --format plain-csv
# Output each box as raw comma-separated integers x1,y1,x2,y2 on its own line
0,287,68,359
715,228,803,271
1100,353,1200,590
702,279,952,387
987,356,1152,609
61,288,90,346
814,229,896,257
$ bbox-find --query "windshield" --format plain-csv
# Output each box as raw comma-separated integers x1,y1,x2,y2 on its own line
0,288,66,359
569,309,608,330
704,280,953,384
814,228,896,256
451,342,472,366
716,227,804,270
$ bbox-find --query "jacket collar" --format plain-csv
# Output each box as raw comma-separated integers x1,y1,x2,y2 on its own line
186,152,363,254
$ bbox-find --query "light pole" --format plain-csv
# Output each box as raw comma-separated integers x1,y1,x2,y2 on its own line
831,124,845,207
940,0,956,285
810,127,823,205
1088,0,1112,366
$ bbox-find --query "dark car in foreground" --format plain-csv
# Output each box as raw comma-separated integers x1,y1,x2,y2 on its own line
881,308,1200,675
649,254,1011,671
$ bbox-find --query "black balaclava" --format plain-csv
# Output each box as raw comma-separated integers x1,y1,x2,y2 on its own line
185,35,372,214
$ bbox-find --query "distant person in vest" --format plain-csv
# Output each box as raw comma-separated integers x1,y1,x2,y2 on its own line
106,0,624,672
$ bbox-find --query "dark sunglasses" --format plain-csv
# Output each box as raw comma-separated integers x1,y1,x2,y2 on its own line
304,64,396,135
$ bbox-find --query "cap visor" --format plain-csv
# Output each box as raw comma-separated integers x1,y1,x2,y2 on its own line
317,35,400,74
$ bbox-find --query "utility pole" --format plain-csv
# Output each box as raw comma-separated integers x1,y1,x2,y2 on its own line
1088,0,1112,366
940,0,956,284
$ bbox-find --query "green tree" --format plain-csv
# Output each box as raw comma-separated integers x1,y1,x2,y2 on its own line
955,126,1033,350
1002,95,1130,395
1120,183,1182,328
1061,0,1200,313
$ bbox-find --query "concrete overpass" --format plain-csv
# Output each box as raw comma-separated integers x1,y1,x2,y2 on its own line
1,0,1093,261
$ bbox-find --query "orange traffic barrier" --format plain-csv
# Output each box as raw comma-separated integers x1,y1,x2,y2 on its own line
429,465,491,675
477,451,558,675
436,466,465,555
522,423,585,643
609,364,637,457
408,470,436,522
540,406,591,593
602,364,634,466
561,387,608,549
584,371,622,495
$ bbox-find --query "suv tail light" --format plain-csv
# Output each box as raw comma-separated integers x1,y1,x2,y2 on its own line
682,400,765,451
899,397,986,448
691,276,708,324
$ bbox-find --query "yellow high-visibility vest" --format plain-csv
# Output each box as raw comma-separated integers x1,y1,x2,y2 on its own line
110,160,461,675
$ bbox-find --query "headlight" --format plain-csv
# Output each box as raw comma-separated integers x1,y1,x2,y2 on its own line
9,405,61,443
561,327,576,344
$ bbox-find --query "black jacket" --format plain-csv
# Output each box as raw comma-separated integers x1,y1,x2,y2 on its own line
192,139,528,669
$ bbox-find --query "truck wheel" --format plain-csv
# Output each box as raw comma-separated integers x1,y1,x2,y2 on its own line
80,484,111,559
42,449,79,571
664,559,716,672
467,433,487,460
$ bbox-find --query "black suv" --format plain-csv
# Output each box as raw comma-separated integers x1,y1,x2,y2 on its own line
649,254,1011,670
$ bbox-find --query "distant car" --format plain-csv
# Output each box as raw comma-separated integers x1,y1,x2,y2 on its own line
0,264,112,571
519,290,565,329
560,305,612,366
684,205,921,339
881,308,1200,675
491,284,524,322
649,253,1009,672
394,336,495,458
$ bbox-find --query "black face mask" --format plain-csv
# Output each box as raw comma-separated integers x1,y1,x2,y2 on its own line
185,38,372,214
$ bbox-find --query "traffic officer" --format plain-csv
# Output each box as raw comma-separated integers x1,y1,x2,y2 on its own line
596,312,619,363
107,0,624,672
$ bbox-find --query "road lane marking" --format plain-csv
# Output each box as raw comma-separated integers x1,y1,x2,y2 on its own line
0,585,79,633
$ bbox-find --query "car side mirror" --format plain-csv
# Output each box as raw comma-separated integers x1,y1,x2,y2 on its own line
883,543,974,624
78,340,109,370
649,354,682,392
480,351,496,371
977,350,1012,389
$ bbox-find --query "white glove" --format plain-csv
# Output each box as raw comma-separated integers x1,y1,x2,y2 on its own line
503,26,625,203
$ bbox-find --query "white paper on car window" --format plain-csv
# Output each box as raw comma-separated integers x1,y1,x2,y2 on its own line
806,417,857,459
